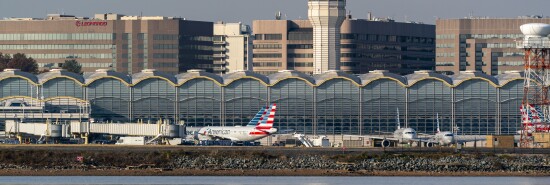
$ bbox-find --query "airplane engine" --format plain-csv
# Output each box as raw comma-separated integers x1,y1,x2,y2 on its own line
381,139,391,148
193,131,200,140
426,142,435,148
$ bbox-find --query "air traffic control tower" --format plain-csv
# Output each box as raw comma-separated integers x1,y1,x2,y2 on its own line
308,0,346,74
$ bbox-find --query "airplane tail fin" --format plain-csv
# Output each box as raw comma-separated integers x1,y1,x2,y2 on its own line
396,108,401,130
436,113,440,133
256,103,276,130
247,106,266,127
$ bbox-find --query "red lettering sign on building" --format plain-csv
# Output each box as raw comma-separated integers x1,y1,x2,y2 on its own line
75,21,108,27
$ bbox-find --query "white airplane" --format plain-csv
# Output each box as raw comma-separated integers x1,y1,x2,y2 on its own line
420,113,485,147
421,113,454,147
369,108,421,147
196,103,278,142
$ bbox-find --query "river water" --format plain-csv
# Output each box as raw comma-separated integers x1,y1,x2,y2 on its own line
0,176,548,185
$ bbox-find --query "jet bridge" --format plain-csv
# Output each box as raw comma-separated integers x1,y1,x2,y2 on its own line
70,120,186,138
5,119,186,144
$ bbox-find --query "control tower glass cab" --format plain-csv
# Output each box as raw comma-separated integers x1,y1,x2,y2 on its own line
307,0,347,74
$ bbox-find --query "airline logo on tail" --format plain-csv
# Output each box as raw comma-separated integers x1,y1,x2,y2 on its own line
247,106,266,127
256,103,276,130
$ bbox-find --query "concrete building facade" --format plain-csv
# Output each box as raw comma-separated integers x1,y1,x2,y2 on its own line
0,13,213,74
435,17,550,75
308,0,346,74
252,18,435,75
213,22,253,74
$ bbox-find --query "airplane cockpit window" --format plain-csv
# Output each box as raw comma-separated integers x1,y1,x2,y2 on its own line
405,132,415,134
445,134,454,137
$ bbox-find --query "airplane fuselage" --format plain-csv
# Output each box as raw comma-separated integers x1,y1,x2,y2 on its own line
393,128,417,144
432,131,455,146
197,126,277,142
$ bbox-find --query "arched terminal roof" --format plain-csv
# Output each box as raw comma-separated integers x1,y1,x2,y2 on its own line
131,69,177,85
268,70,316,86
495,71,524,86
0,69,38,84
314,70,361,86
359,70,407,86
37,69,84,84
405,70,453,86
83,69,131,85
0,69,532,89
176,69,223,85
222,70,270,85
451,70,499,87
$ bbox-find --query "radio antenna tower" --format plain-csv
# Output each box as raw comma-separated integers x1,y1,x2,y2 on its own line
517,23,550,147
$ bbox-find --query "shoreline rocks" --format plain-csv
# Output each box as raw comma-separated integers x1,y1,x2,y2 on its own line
0,149,548,175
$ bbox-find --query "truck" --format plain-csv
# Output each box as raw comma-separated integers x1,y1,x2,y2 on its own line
115,136,145,145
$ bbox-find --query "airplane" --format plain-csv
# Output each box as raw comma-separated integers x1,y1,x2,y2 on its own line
421,113,454,147
195,103,278,142
368,108,421,147
420,113,486,147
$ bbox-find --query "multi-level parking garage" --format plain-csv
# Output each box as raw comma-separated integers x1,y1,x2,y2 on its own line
0,68,523,136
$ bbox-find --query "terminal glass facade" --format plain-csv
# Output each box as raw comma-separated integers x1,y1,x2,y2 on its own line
178,78,222,127
362,79,406,134
0,70,526,136
270,79,314,134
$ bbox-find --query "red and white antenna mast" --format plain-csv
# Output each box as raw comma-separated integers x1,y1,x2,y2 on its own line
517,23,550,148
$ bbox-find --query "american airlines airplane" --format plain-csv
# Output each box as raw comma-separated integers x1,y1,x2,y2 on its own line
195,103,278,142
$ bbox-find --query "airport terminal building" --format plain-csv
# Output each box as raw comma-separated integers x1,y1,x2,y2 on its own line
0,68,523,136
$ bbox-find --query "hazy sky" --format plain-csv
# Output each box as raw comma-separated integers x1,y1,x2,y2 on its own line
0,0,548,25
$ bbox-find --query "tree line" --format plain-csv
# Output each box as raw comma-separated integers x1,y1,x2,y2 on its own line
0,52,82,74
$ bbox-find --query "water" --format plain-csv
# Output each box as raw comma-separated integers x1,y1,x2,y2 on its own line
0,176,548,185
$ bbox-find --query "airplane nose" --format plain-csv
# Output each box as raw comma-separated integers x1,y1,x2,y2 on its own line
446,137,454,144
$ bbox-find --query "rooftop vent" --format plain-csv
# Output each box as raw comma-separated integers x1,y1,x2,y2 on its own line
504,70,521,74
95,69,113,73
414,70,434,74
369,70,389,73
460,70,477,74
278,70,296,73
187,69,205,73
3,69,20,72
50,68,66,72
141,69,157,73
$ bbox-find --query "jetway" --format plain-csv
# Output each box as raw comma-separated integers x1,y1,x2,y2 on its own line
4,119,186,144
5,120,71,138
70,121,186,138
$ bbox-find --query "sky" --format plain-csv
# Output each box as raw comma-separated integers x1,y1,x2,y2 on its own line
0,0,548,26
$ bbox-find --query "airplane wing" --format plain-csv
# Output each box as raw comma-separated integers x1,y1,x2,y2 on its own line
408,138,431,142
416,132,434,136
367,136,400,141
